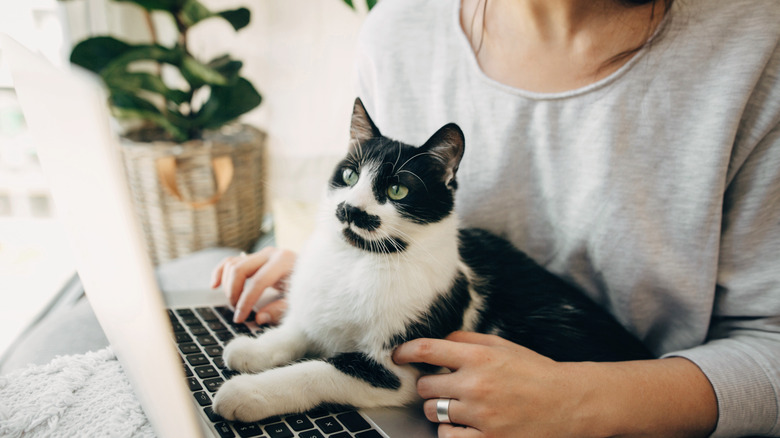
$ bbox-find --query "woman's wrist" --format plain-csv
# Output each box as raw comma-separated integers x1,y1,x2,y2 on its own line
564,357,718,438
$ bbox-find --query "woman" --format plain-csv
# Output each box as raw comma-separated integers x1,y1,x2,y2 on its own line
213,0,780,436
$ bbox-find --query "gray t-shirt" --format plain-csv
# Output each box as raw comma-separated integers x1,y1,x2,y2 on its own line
355,0,780,436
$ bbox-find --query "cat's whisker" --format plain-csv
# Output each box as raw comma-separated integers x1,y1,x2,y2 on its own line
391,141,403,174
397,170,429,193
396,151,439,174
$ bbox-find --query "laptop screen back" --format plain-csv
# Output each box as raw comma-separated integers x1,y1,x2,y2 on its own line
1,34,204,438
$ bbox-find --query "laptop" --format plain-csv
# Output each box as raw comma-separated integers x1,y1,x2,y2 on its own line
1,34,436,438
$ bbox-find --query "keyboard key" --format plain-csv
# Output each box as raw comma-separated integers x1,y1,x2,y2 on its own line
175,333,193,344
330,433,352,438
208,321,227,331
186,377,202,391
329,405,352,414
186,353,209,366
356,431,383,438
214,422,235,438
189,324,210,336
234,422,264,437
337,411,371,432
197,335,218,346
195,365,220,379
213,357,226,369
197,307,221,322
204,406,224,422
233,324,252,335
215,331,234,342
204,345,223,357
176,308,195,318
264,422,293,438
223,369,240,379
314,417,343,434
178,343,201,355
203,377,225,392
299,430,325,438
214,306,233,321
181,316,202,327
193,391,211,406
285,414,313,431
171,321,185,333
257,416,282,425
183,364,193,377
306,407,330,418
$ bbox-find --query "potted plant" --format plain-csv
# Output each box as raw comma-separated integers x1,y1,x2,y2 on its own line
69,0,266,264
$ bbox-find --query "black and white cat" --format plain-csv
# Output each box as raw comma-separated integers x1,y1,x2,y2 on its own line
212,98,651,422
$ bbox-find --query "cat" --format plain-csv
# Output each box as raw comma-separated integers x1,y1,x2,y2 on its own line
212,98,652,422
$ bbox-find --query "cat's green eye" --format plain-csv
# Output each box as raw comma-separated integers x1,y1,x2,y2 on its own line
342,168,359,186
387,184,409,200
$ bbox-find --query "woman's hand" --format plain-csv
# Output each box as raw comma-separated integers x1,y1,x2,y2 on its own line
393,331,588,437
393,331,717,438
210,246,297,324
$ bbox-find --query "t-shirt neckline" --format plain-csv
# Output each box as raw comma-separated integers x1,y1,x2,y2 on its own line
449,0,670,101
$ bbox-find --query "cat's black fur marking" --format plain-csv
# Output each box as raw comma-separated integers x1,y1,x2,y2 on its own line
385,273,471,350
336,201,381,231
342,228,408,254
326,353,401,390
460,228,653,361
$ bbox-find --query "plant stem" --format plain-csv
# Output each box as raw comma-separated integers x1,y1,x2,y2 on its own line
142,9,168,121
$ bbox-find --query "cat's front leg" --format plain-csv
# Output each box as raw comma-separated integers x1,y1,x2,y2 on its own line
213,352,420,422
223,324,310,373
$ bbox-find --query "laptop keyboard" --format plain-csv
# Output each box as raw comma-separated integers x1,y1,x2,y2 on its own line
168,306,385,438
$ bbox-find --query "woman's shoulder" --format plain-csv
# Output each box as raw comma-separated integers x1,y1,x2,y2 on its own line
673,0,780,46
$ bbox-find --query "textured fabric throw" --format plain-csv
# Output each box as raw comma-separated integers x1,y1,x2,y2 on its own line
0,348,154,438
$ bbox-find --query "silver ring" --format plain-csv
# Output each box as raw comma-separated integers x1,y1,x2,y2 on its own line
435,398,452,424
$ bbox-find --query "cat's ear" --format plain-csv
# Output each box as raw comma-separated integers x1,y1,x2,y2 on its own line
421,123,465,188
350,98,381,147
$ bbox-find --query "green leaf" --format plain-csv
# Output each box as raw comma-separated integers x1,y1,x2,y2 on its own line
179,0,212,27
217,8,251,31
208,55,243,83
110,91,188,141
342,0,355,9
180,55,228,88
178,0,249,31
366,0,378,10
100,44,182,79
114,0,184,12
197,77,261,129
104,72,189,105
70,37,133,73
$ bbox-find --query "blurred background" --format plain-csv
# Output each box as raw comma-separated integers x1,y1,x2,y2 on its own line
0,0,368,358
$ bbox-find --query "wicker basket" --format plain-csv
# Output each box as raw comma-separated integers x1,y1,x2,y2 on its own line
121,124,267,265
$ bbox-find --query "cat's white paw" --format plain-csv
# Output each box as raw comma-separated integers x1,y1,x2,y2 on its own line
223,334,298,373
213,374,282,422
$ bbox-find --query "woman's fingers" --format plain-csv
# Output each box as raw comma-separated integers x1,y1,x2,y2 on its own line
393,337,477,370
254,299,289,325
446,330,524,350
232,248,296,323
437,423,483,438
422,397,466,424
210,258,227,288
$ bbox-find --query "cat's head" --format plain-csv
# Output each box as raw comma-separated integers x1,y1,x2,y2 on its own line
325,98,465,254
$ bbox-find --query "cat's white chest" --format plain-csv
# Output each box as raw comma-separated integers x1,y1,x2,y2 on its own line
284,229,458,355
